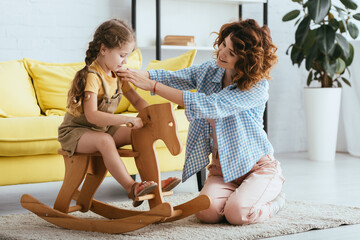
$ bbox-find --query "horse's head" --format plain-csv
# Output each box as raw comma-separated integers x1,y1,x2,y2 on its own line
135,103,182,156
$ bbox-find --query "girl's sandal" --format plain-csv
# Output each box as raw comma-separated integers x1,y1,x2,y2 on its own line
162,177,181,192
128,181,158,207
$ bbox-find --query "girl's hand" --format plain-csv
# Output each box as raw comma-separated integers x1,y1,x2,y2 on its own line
126,117,143,129
118,68,155,92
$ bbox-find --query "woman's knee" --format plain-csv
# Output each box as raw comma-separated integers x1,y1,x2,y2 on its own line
224,199,254,225
195,202,224,224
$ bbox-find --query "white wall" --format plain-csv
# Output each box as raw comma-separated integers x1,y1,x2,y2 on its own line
0,0,131,62
1,0,359,154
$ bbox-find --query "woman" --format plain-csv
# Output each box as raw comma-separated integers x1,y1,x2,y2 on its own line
118,19,285,224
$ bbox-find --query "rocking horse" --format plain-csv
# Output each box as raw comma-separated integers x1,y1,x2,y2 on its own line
20,102,211,234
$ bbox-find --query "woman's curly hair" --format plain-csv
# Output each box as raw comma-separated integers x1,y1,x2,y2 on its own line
214,19,278,91
67,19,135,116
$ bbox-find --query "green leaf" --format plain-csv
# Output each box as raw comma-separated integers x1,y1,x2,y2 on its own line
307,71,313,86
337,80,343,87
308,0,331,24
334,5,346,14
286,44,293,55
305,44,318,70
290,45,304,65
340,0,358,10
323,56,337,77
345,43,354,66
303,29,317,54
316,25,336,54
339,21,346,33
283,10,301,21
335,34,350,59
347,22,359,39
330,44,343,59
334,5,348,22
353,13,360,20
335,58,346,74
295,16,311,46
329,18,340,30
341,77,352,87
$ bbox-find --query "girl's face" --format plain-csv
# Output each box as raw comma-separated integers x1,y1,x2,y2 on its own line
100,41,135,75
216,35,239,71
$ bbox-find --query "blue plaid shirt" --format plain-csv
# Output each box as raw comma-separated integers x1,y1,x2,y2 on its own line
149,60,274,183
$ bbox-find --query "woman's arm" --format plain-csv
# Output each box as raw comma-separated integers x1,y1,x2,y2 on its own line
152,82,184,107
118,64,199,91
83,91,143,128
119,68,185,106
182,81,269,120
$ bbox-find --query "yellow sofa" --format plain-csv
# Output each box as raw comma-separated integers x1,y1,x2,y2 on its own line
0,49,197,186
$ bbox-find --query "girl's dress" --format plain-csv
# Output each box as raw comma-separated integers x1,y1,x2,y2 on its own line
58,68,126,157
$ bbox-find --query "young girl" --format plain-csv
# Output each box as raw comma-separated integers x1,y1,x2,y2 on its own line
118,19,285,223
58,19,180,207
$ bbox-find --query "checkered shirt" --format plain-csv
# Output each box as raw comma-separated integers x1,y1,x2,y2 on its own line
148,60,274,183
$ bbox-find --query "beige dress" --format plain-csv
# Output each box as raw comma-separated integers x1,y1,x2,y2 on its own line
58,70,123,157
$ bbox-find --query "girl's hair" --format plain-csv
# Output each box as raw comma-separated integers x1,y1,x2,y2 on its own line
214,19,278,91
67,19,135,116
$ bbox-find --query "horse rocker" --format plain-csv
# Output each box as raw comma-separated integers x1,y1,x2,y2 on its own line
21,103,211,234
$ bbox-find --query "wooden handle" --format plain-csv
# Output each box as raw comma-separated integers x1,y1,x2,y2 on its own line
126,122,134,128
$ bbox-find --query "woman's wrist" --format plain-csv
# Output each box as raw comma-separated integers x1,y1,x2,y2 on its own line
141,70,150,79
152,81,159,93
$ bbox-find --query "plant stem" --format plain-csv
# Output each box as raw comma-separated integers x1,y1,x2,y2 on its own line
322,73,332,88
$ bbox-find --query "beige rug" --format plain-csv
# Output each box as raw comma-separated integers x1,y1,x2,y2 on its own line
1,193,360,240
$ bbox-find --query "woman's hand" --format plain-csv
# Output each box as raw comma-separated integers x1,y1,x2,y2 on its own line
118,67,185,107
117,68,155,92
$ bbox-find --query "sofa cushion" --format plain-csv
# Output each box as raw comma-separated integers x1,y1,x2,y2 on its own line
23,49,142,116
0,60,41,117
23,58,85,116
0,155,66,186
127,50,197,112
0,116,63,156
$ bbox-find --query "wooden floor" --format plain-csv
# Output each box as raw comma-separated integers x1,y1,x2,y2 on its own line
1,152,360,239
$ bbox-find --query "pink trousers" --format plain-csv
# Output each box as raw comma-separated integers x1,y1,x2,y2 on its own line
195,150,285,225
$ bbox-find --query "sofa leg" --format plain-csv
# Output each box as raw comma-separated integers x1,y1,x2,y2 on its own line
196,168,206,191
130,174,136,181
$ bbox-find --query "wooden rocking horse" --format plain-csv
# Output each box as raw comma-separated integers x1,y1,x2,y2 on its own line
21,102,211,234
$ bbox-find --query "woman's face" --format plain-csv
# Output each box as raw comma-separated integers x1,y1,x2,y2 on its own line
216,35,239,70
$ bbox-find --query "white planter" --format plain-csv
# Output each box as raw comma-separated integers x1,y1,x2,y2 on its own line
304,88,342,162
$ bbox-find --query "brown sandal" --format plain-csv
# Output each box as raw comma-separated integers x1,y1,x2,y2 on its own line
128,181,158,207
162,177,181,192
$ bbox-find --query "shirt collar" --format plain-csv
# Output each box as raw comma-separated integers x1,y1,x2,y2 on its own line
212,61,225,83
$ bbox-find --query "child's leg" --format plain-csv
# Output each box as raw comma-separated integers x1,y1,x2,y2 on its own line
223,155,285,225
112,126,132,147
76,130,136,193
112,127,180,191
112,126,180,191
195,175,237,223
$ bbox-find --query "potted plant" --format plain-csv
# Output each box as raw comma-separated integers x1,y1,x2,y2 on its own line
282,0,359,161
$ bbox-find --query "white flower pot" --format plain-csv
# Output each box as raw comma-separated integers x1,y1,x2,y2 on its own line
304,88,342,162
